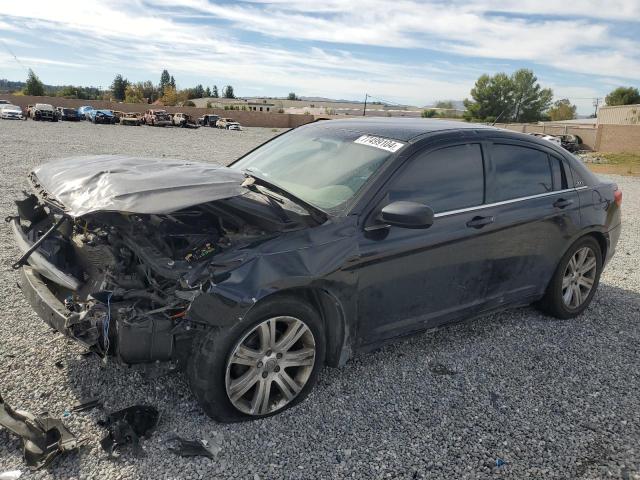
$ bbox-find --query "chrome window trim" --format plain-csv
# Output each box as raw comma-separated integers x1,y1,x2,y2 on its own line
434,186,589,218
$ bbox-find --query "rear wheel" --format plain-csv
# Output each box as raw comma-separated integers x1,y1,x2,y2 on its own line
187,296,325,422
537,236,602,319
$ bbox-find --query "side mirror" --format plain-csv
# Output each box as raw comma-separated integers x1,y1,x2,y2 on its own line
380,201,434,229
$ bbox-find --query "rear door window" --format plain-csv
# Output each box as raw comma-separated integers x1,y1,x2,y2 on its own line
490,144,553,202
384,143,485,213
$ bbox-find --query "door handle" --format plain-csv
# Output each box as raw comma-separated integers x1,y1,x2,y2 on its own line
466,215,494,229
553,198,573,209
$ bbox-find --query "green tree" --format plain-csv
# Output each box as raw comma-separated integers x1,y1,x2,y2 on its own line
193,84,205,98
510,69,553,122
124,84,145,103
287,92,299,100
142,81,159,102
463,72,513,121
212,85,219,98
547,99,577,121
204,86,211,97
23,69,45,96
421,109,437,118
170,75,176,89
223,85,235,98
160,69,171,95
605,86,640,106
57,86,81,98
183,100,196,107
160,86,178,106
463,69,553,122
110,74,129,101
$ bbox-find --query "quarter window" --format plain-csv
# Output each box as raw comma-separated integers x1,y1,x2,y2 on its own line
385,143,484,213
550,156,568,191
491,144,553,202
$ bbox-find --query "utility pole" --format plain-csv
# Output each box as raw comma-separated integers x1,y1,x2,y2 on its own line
593,97,601,117
363,93,369,116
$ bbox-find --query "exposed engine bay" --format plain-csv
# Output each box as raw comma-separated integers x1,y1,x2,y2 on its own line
14,195,271,364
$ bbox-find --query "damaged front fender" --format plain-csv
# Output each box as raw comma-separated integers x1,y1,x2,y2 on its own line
187,218,361,365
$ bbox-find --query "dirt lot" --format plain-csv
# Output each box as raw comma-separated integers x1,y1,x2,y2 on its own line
0,120,639,479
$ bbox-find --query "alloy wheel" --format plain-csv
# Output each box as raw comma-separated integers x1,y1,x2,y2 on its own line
225,316,316,416
562,246,597,309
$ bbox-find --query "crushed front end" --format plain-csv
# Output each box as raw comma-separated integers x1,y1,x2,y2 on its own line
9,190,264,365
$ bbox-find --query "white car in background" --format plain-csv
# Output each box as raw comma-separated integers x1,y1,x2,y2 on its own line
0,104,24,120
528,132,561,146
216,117,242,130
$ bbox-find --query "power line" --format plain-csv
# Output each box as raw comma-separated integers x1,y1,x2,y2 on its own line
365,94,408,107
0,38,30,74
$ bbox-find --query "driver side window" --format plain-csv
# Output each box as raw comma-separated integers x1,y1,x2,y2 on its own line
385,143,485,214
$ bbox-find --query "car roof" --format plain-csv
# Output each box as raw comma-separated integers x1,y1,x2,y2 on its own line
306,117,498,142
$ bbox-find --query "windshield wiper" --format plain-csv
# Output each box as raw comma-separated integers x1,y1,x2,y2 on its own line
242,177,292,224
242,171,327,224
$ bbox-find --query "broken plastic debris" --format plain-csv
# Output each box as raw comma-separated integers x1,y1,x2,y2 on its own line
0,392,78,470
98,405,159,456
70,397,101,413
0,471,23,480
167,435,216,459
496,458,506,467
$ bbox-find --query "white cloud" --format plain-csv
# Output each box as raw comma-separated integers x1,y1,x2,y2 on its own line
0,0,636,112
150,0,639,80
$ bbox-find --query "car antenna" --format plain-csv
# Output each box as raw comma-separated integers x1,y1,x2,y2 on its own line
491,108,507,126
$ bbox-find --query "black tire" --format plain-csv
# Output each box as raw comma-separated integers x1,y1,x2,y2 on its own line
537,236,603,319
187,295,325,422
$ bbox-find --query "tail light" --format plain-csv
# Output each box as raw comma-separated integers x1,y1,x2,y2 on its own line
614,187,622,207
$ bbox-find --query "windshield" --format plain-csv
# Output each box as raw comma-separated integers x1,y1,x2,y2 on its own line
232,126,402,211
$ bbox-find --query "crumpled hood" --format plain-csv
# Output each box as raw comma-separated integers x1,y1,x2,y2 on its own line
31,155,247,217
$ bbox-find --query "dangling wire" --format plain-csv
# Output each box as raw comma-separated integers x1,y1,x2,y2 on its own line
103,292,113,354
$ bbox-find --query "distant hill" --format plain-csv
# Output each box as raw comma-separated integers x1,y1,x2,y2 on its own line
0,79,26,92
0,78,66,94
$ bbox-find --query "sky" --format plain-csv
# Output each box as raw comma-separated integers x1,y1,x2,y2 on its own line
0,0,639,115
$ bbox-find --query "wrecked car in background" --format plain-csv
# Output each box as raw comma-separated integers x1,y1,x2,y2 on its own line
144,109,172,127
0,104,24,120
120,112,141,126
8,119,620,422
86,108,116,124
216,117,241,130
172,112,200,128
559,134,583,153
77,105,94,120
56,107,81,121
29,104,58,122
198,114,220,127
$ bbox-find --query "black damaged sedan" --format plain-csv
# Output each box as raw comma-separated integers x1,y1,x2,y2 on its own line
9,118,621,421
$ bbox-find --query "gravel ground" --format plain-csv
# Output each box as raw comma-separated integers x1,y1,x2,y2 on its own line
0,120,638,479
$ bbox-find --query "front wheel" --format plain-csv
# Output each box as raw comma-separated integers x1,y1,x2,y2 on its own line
537,236,603,319
187,296,325,422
